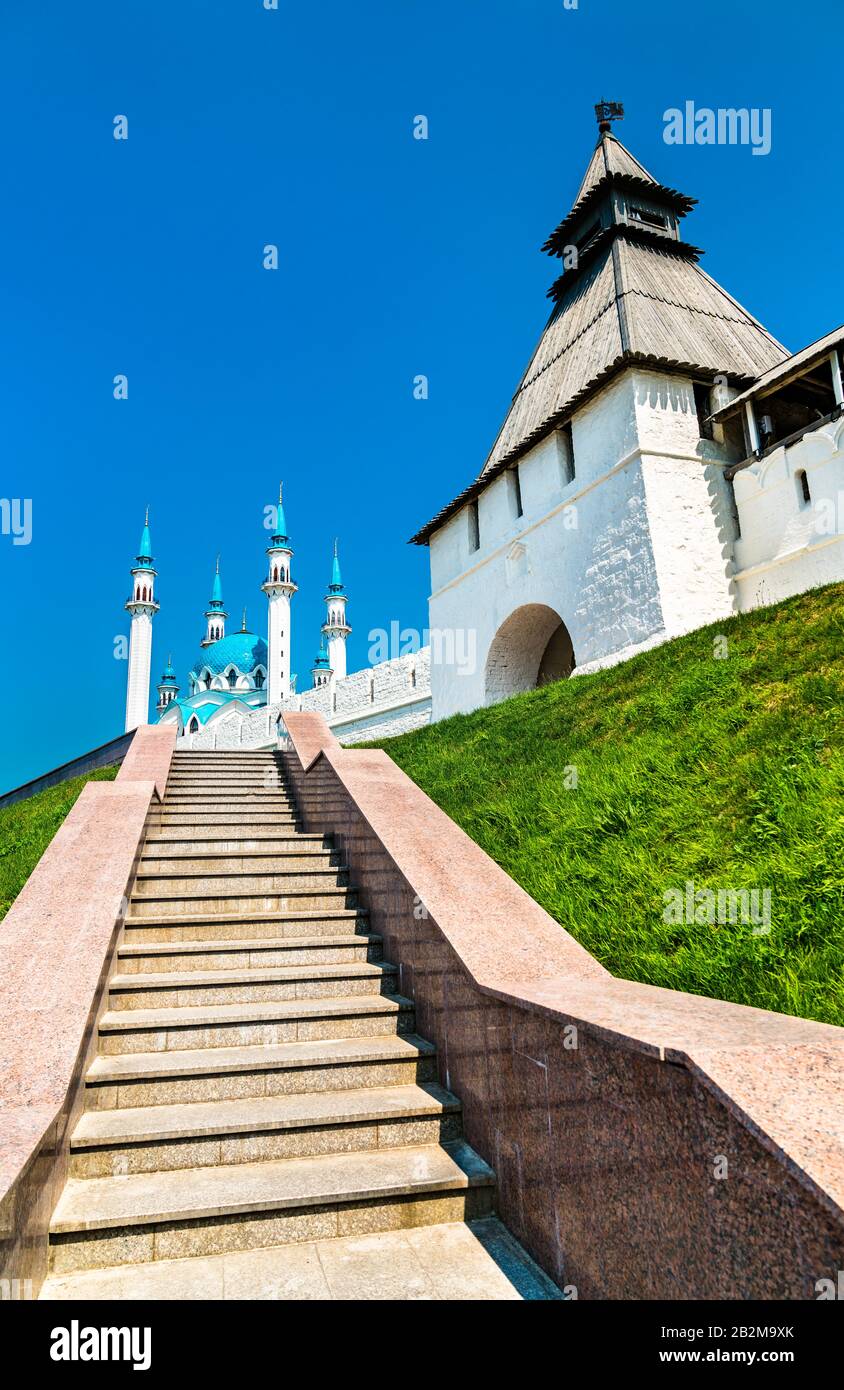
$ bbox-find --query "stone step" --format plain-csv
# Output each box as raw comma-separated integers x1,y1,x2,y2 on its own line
168,768,282,774
166,775,289,786
123,907,370,944
162,801,297,813
128,888,358,919
154,813,302,827
84,1034,438,1109
48,1141,495,1272
163,805,297,813
108,961,397,1010
167,771,283,780
171,755,281,763
140,851,341,875
163,800,298,811
144,834,326,852
116,933,382,973
97,992,415,1054
164,793,296,804
69,1082,462,1176
164,788,292,799
133,868,349,896
39,1218,563,1301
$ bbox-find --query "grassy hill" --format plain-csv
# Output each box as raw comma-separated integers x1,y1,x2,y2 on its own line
0,768,118,919
375,584,844,1027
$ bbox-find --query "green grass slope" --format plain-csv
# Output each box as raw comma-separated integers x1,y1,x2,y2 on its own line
0,767,119,919
375,584,844,1027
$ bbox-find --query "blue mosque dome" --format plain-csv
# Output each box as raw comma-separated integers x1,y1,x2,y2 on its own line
190,630,268,678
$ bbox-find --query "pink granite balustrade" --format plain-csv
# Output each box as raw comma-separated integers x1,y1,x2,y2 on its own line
0,723,176,1297
281,710,844,1300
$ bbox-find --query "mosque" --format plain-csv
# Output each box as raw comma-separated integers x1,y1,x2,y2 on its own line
122,491,433,748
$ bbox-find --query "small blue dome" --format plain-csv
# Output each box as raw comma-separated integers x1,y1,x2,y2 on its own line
191,631,268,678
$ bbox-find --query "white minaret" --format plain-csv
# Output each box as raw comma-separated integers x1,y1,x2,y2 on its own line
311,636,332,689
124,508,160,731
156,654,179,715
322,539,351,682
200,556,227,647
262,484,297,705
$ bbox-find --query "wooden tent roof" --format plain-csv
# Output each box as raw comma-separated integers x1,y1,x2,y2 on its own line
410,133,788,546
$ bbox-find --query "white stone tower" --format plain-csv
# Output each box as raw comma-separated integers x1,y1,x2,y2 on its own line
261,484,297,704
321,539,351,681
200,556,227,647
124,509,160,731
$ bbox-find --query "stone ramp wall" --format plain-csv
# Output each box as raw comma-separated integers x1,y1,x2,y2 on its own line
0,725,177,1297
0,730,135,809
281,710,844,1300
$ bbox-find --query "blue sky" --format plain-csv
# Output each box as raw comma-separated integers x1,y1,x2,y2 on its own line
0,0,840,790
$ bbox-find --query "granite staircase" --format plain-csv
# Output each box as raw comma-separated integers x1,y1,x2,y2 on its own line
40,750,559,1300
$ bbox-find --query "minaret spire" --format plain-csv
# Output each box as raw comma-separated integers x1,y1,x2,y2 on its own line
322,538,351,682
156,652,179,715
201,554,227,647
124,508,160,730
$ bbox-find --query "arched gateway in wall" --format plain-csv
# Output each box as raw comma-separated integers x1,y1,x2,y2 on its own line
484,604,576,704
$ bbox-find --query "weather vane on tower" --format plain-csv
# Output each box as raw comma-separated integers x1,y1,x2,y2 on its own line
594,100,624,133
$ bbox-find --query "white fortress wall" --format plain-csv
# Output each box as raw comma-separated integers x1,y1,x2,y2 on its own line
732,416,844,610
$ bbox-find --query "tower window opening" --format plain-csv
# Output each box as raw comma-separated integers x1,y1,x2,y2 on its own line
410,666,417,689
693,383,714,440
369,675,375,704
273,566,278,582
255,669,265,689
796,469,811,507
629,204,668,230
189,717,199,733
556,423,575,485
507,466,524,519
468,499,480,553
